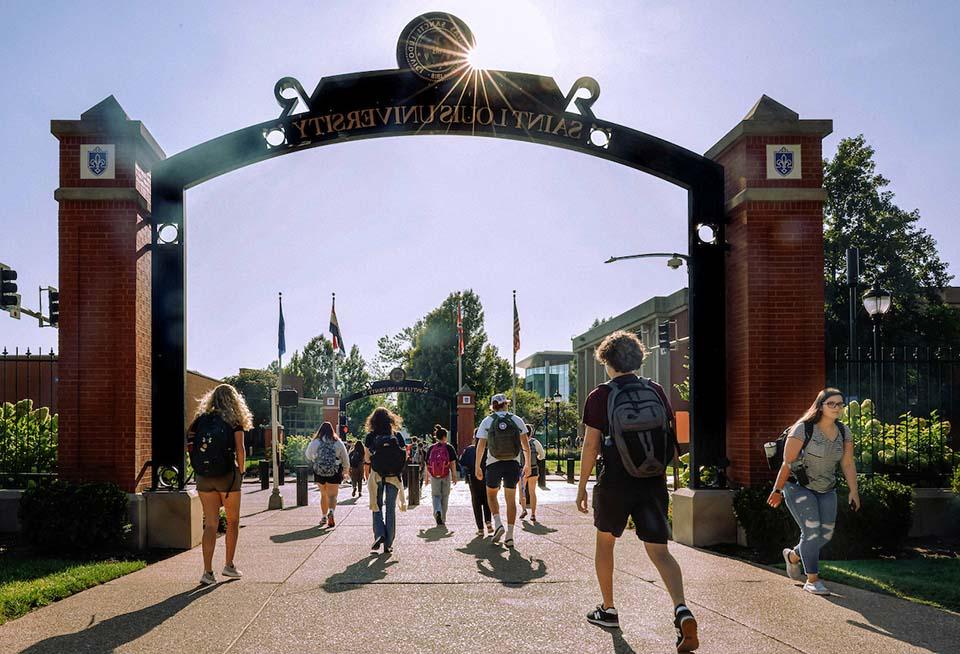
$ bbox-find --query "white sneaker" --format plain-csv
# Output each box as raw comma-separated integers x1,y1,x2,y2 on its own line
199,571,216,586
782,548,803,580
803,580,830,595
476,529,484,537
222,564,243,579
491,524,505,544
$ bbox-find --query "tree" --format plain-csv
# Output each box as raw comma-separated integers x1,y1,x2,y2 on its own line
338,344,383,436
824,135,959,348
222,368,277,428
283,335,334,398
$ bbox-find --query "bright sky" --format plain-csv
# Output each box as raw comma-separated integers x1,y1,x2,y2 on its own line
1,2,957,379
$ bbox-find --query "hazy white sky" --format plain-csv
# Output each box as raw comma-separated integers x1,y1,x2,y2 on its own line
2,1,957,379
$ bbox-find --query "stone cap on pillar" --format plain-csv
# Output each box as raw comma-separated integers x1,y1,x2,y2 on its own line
320,392,341,408
457,385,475,407
51,95,166,162
705,95,832,161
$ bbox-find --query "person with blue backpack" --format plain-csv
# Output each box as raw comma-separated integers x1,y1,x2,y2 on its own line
575,330,698,652
424,424,458,526
363,407,407,554
305,421,351,527
186,383,253,587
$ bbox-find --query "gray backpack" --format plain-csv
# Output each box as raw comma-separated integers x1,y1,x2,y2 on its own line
313,438,341,477
486,412,522,460
605,378,675,478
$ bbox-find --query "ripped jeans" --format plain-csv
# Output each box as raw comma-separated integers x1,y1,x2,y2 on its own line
782,482,837,576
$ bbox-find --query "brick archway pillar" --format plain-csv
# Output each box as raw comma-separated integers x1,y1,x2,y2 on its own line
321,392,341,433
706,96,833,488
52,97,164,493
456,386,476,451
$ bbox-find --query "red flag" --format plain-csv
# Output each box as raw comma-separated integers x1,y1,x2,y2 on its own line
513,295,520,354
457,300,464,356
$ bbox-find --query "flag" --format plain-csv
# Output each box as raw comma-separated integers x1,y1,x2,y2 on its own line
278,294,286,358
330,297,346,356
457,299,464,356
513,294,520,354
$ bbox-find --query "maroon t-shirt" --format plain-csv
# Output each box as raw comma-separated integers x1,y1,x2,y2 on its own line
582,374,673,490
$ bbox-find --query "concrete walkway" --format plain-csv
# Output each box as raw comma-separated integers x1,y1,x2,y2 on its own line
2,479,958,653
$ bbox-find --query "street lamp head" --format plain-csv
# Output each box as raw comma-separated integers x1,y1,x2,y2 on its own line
543,399,550,409
666,254,684,270
552,391,562,404
862,285,893,317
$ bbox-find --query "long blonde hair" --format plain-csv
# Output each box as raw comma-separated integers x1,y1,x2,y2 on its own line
195,384,253,431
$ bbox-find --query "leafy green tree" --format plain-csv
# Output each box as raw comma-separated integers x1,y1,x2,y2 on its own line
223,368,277,428
824,135,959,348
283,335,335,398
338,345,383,436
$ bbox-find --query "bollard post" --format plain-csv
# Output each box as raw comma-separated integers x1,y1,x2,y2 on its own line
566,457,576,483
407,464,421,506
259,460,270,490
278,460,286,485
538,464,547,489
295,465,309,506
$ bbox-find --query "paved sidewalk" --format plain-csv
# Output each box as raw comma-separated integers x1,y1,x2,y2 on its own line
1,479,958,653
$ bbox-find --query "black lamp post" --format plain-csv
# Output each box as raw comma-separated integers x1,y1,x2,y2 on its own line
542,398,550,471
862,284,892,402
553,391,563,474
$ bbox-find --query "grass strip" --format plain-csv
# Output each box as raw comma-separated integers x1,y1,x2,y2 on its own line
0,558,145,624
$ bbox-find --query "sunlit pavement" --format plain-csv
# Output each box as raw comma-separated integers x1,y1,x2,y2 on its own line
2,478,958,653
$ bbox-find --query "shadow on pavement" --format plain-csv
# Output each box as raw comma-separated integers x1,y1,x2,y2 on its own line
338,496,359,505
521,521,558,535
824,593,960,654
610,629,637,653
456,536,547,586
321,553,398,593
16,584,221,654
417,526,454,543
270,526,326,544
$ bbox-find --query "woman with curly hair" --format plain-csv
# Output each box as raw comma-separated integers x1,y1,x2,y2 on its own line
363,407,406,554
187,383,252,586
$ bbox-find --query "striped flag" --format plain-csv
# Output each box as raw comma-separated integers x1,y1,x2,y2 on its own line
513,294,520,354
330,296,345,356
457,299,464,356
278,294,286,358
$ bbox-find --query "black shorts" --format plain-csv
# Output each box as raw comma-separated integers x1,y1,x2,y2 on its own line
314,469,343,485
592,479,670,543
485,460,521,489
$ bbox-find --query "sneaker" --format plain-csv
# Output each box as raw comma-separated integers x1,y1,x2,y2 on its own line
371,536,384,551
199,571,216,586
531,514,538,523
476,529,484,537
520,508,528,520
491,524,505,544
435,511,443,526
327,512,335,528
384,545,393,554
221,564,242,579
586,604,619,628
782,548,803,580
505,537,514,548
485,522,493,533
675,608,699,652
803,580,830,595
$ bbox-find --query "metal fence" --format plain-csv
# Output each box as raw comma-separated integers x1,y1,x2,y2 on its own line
0,346,58,488
827,346,958,487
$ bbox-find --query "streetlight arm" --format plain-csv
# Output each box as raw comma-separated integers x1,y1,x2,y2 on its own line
605,252,689,264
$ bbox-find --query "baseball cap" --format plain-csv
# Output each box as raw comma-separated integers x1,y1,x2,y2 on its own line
490,393,510,406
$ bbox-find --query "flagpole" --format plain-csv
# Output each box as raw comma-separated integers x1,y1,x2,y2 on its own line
457,293,463,390
512,290,517,407
331,292,338,394
269,292,284,510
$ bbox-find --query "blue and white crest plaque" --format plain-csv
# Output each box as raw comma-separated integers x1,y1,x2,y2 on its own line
774,147,793,176
88,147,108,176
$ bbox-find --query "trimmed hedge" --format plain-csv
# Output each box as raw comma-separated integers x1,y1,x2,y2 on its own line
733,474,913,563
18,481,131,555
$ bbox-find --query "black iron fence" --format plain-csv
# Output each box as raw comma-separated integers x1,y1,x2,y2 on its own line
0,347,58,488
827,346,958,487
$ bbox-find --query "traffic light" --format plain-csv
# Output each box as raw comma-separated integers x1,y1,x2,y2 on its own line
658,321,671,352
0,264,17,310
47,287,59,326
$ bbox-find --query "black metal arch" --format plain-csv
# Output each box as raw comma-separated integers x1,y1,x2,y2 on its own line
337,379,457,443
151,16,726,488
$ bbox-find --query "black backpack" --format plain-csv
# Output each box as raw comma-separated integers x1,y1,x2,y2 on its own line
486,412,522,460
764,421,847,483
349,447,364,469
189,413,236,477
370,433,406,477
605,378,675,478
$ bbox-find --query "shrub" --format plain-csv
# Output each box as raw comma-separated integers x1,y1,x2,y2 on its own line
674,452,718,488
952,466,960,496
283,435,311,466
0,400,58,488
733,474,913,563
18,481,131,554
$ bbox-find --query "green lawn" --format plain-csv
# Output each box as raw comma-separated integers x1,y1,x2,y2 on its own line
0,557,145,624
778,556,960,613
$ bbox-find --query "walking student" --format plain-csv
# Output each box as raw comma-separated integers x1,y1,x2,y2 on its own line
186,383,252,586
575,330,698,652
364,407,407,554
348,439,365,498
767,388,859,595
520,423,546,522
460,435,492,536
424,424,458,526
475,393,530,548
305,421,351,527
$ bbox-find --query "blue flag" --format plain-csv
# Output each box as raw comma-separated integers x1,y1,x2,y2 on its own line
278,295,286,358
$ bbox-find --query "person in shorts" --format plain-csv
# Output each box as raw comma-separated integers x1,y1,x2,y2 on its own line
519,423,545,522
475,393,530,548
576,330,698,652
305,421,350,527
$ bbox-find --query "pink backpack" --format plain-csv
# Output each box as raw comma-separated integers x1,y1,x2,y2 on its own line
427,444,451,478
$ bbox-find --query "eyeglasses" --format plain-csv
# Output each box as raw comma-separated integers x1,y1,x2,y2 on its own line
823,401,845,409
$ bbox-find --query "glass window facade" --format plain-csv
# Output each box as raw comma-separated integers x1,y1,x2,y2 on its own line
524,363,571,401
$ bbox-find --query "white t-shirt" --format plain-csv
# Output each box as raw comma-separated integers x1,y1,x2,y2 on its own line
305,437,350,472
477,411,528,466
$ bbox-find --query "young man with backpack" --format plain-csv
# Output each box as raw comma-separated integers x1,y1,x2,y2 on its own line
424,425,458,526
576,330,698,652
475,393,531,548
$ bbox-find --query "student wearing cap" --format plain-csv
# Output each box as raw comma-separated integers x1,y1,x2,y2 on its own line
474,393,530,548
